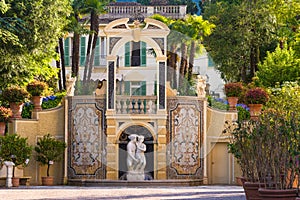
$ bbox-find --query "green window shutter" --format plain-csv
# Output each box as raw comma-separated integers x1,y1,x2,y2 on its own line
154,81,157,96
64,38,70,66
94,37,100,66
125,42,130,67
141,41,146,67
141,81,146,95
124,81,130,95
80,37,86,66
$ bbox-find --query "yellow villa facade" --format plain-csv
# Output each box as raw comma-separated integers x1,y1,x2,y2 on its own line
1,16,241,186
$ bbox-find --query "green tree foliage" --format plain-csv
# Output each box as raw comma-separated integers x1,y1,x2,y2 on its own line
35,134,66,177
0,0,72,90
202,0,299,83
266,81,300,115
257,45,300,87
152,14,214,95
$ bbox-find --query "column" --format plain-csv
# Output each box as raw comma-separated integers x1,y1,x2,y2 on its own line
158,61,166,110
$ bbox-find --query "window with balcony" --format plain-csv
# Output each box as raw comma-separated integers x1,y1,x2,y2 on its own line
124,81,146,96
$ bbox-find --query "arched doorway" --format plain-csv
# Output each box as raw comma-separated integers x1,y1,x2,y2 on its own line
118,125,154,180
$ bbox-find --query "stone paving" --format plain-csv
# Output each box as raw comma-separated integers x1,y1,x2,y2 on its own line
0,185,246,200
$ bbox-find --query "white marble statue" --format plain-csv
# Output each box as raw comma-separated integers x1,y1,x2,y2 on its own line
135,135,146,172
196,75,207,98
126,134,146,180
127,134,139,172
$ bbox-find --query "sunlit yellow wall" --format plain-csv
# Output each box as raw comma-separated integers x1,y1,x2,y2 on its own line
7,105,66,185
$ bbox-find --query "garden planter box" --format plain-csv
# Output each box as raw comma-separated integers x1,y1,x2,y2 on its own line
258,188,298,200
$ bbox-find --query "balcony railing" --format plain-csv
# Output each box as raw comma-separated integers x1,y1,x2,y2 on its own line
100,5,187,20
116,95,157,114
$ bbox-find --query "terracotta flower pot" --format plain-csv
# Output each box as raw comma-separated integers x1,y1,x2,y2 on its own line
248,104,263,120
258,188,298,200
243,182,263,200
0,121,6,136
32,96,43,112
227,97,239,111
42,176,54,186
12,177,20,187
9,102,23,119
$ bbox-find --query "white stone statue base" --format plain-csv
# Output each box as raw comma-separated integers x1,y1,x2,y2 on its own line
127,172,145,181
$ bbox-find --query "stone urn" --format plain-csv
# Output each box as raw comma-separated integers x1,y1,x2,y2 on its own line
0,122,6,135
248,104,263,120
32,96,43,111
9,102,23,119
12,177,20,187
42,176,54,186
227,97,239,111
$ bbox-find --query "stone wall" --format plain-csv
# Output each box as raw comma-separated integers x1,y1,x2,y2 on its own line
67,96,106,180
6,104,66,185
166,96,206,181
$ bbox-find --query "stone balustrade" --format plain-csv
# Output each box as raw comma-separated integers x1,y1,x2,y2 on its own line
100,5,187,20
116,95,157,114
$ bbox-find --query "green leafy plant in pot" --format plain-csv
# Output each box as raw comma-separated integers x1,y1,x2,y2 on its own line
0,134,32,187
256,110,299,199
34,134,66,186
26,80,48,111
224,118,266,199
224,82,244,111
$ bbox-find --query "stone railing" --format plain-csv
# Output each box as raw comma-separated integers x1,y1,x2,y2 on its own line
116,95,157,114
100,5,187,20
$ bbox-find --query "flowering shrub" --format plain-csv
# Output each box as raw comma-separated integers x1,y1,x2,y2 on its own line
26,80,48,96
2,86,29,103
0,106,13,122
245,87,269,104
224,82,244,97
21,92,66,119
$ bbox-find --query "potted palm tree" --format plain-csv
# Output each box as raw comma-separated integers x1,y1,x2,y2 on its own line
2,86,29,119
26,80,48,111
34,134,66,186
0,134,32,187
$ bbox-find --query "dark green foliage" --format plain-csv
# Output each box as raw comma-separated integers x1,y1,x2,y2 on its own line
21,103,34,119
236,105,250,121
35,134,66,177
42,92,66,109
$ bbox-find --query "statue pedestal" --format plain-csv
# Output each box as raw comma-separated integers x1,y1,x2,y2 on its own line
127,172,145,181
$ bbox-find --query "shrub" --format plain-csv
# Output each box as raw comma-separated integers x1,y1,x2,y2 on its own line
224,82,244,97
245,87,269,104
2,86,29,103
26,80,48,96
